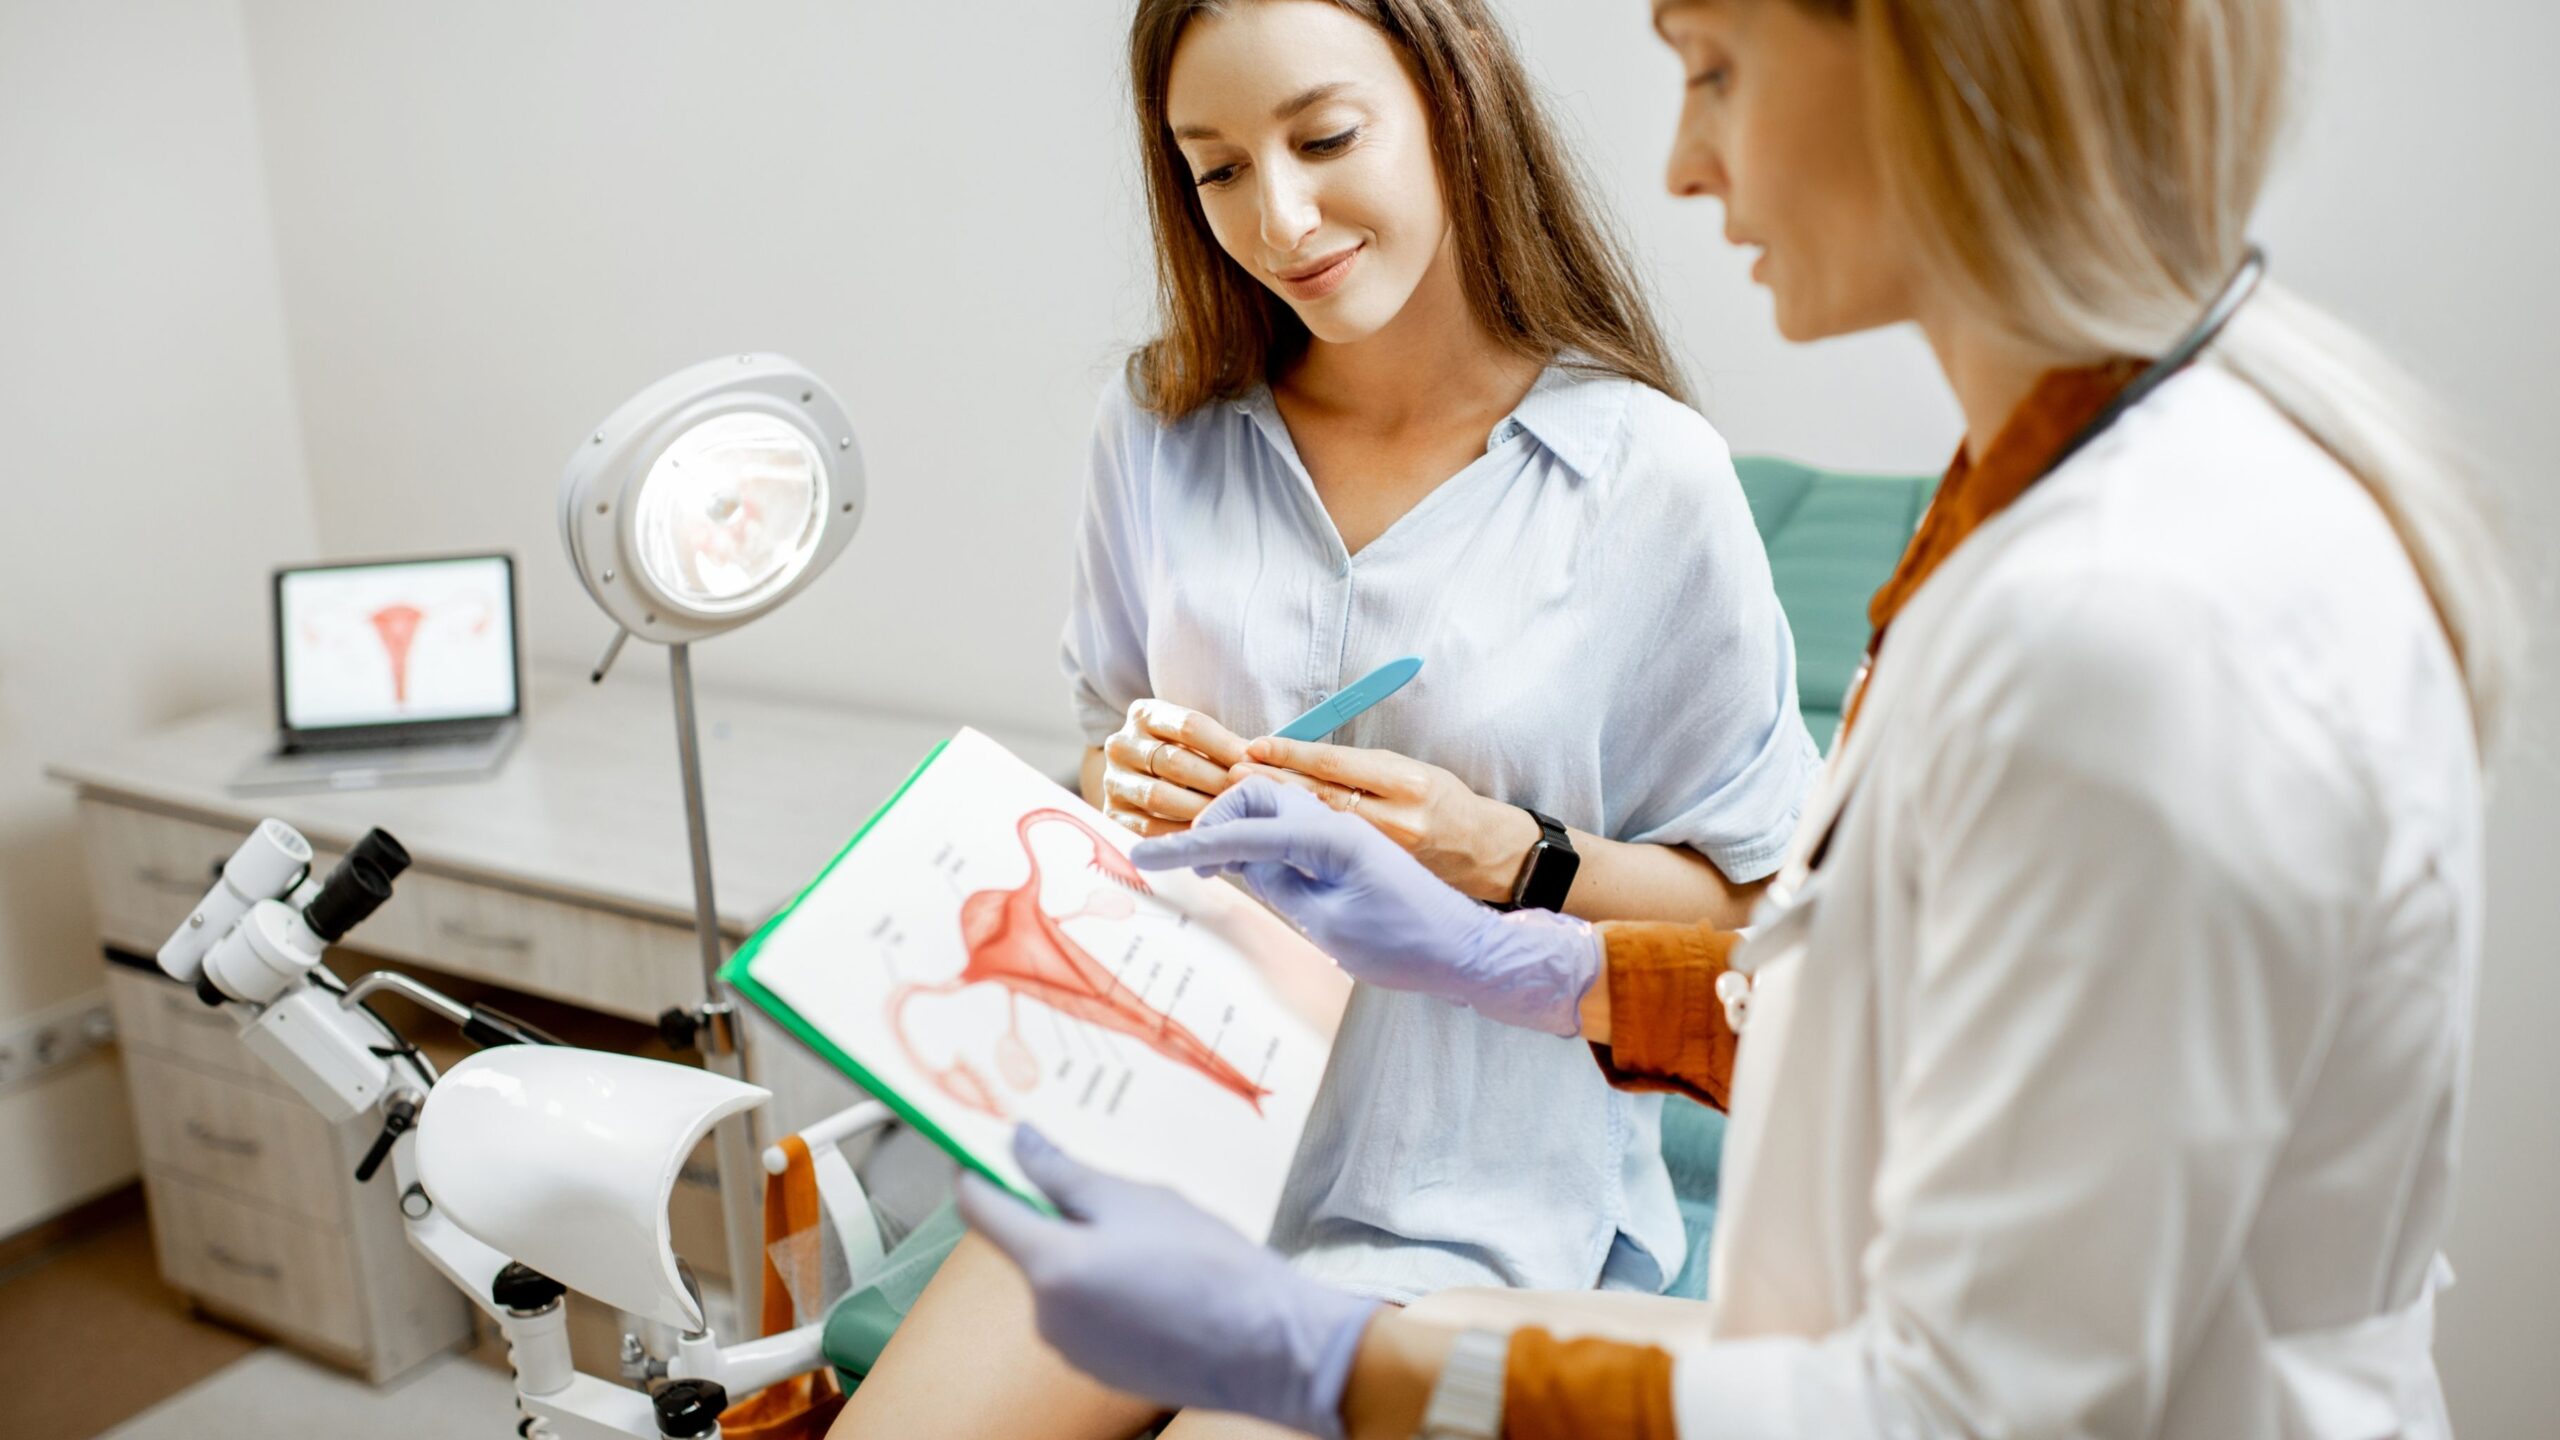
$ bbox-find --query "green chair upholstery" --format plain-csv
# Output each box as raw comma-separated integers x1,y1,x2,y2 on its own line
1657,1090,1728,1298
1732,456,1937,749
821,454,1934,1371
1652,457,1934,1301
824,1201,966,1388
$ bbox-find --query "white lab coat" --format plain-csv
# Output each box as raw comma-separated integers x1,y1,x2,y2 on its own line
1677,367,2481,1438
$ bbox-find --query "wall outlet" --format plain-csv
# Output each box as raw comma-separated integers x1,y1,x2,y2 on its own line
0,991,116,1094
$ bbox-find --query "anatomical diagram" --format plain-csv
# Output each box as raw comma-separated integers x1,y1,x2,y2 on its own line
890,808,1272,1120
369,604,425,703
299,597,497,710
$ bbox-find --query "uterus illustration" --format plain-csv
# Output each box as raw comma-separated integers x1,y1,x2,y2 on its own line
368,605,425,704
302,598,496,709
889,808,1272,1121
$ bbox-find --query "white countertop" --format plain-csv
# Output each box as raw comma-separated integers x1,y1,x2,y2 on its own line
46,666,1084,938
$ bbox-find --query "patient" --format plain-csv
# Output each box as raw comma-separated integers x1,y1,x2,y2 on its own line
831,2,1817,1435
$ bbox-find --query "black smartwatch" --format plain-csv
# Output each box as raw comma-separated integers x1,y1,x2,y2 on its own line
1504,808,1579,912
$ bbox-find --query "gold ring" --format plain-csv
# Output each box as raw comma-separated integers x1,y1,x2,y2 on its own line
1344,790,1365,816
1143,739,1167,779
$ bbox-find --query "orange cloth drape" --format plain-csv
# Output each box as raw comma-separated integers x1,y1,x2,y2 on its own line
716,1134,848,1439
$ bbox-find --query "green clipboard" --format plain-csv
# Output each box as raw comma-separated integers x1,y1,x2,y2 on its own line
718,736,1058,1214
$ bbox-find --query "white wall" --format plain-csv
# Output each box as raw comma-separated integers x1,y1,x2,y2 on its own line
234,1,1959,743
2253,8,2560,1434
0,0,318,1231
18,0,2540,1423
235,0,1158,737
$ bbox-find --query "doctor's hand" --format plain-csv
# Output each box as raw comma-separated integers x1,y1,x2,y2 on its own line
957,1127,1380,1440
1229,736,1536,904
1134,780,1600,1037
1097,699,1251,837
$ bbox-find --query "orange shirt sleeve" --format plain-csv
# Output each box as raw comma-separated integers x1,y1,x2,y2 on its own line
1501,1327,1679,1440
1585,920,1741,1110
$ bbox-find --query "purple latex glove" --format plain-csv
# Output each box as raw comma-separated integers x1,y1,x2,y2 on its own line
1132,778,1601,1037
956,1127,1380,1439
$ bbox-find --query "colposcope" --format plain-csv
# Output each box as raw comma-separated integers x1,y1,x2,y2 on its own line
150,815,882,1439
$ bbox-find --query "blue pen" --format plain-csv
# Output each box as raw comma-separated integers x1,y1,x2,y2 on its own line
1271,657,1424,742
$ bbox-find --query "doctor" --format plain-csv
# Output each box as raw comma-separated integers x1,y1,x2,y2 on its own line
955,0,2522,1436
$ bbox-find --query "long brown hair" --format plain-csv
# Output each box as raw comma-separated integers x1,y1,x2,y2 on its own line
1127,0,1690,419
1802,0,2522,749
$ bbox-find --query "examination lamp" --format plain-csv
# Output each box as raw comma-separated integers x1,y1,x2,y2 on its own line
559,353,867,1316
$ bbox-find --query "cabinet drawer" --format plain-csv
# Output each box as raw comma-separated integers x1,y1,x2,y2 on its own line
79,799,702,1025
350,867,703,1025
105,964,268,1084
127,1052,347,1225
147,1167,364,1348
77,801,238,955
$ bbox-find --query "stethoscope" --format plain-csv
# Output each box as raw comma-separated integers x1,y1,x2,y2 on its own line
1717,245,2270,1034
2039,244,2269,478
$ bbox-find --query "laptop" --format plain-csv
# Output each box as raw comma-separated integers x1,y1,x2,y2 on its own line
230,553,525,794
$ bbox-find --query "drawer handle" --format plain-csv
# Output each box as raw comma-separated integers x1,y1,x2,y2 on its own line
160,993,233,1029
161,994,234,1024
184,1119,262,1158
135,863,213,898
437,918,532,954
206,1243,282,1282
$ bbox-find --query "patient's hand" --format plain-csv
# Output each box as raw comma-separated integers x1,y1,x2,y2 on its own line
1231,737,1536,904
1099,699,1250,837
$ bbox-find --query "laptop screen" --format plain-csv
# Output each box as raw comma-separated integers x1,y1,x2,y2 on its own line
275,554,520,734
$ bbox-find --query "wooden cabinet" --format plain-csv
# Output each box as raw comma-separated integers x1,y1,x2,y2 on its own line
145,1166,368,1349
81,799,704,1024
125,1050,345,1221
104,950,469,1382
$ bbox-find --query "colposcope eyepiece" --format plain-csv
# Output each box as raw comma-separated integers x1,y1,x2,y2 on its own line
304,854,391,944
302,829,410,945
350,827,411,882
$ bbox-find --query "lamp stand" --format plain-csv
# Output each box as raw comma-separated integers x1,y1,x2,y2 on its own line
667,641,770,1330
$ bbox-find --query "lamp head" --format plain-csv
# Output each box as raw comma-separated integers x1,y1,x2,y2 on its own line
561,354,864,644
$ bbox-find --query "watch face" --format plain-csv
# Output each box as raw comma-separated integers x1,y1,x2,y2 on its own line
1516,837,1580,911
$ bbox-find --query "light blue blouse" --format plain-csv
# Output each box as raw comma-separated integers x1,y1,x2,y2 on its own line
1060,361,1820,1301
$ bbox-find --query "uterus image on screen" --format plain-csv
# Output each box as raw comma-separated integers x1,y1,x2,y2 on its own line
362,601,459,705
280,560,515,729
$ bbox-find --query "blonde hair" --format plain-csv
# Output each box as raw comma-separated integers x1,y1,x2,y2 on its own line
1823,0,2525,752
